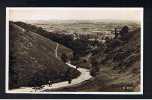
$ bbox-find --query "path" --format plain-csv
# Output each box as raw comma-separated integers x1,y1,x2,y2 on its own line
55,43,59,58
9,63,92,93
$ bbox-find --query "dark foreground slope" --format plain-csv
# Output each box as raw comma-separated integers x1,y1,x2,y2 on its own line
9,22,80,89
48,28,141,92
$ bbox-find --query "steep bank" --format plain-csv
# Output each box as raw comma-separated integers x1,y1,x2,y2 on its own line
9,22,80,89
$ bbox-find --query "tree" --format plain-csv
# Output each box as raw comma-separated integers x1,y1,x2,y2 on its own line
90,60,100,76
61,53,68,62
119,26,129,40
114,28,118,39
64,68,72,84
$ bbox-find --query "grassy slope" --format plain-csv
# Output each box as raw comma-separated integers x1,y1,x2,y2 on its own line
9,22,80,89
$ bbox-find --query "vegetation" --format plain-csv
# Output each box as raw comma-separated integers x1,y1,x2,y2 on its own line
43,25,141,92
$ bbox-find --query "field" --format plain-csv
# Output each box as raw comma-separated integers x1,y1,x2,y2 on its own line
29,20,139,34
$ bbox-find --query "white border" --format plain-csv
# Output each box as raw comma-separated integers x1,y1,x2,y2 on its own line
6,7,143,95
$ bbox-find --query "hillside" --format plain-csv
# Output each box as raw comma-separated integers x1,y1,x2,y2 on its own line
9,22,80,89
13,21,100,57
45,28,141,92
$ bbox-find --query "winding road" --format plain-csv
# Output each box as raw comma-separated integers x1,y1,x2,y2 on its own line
9,63,92,93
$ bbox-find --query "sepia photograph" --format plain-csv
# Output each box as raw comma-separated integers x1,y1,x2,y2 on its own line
6,7,143,94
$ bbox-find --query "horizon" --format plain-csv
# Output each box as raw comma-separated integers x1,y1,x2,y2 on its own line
9,19,140,24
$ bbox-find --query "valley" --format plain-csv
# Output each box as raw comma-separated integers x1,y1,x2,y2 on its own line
9,20,141,92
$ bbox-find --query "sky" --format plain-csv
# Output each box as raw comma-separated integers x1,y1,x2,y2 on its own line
8,8,143,22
